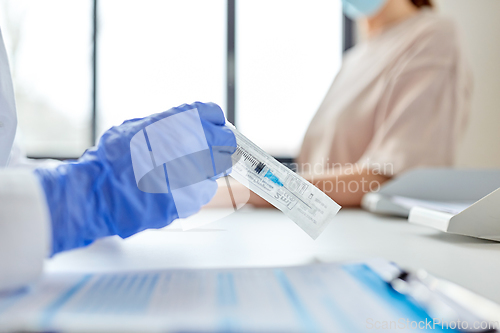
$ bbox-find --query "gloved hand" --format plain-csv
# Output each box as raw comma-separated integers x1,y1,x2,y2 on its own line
35,102,236,255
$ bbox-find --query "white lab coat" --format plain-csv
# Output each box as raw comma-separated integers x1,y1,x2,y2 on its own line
0,28,51,292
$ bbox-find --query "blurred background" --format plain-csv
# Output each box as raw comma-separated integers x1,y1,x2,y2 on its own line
433,0,500,168
0,0,498,166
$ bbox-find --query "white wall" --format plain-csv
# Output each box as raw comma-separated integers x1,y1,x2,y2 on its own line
435,0,500,168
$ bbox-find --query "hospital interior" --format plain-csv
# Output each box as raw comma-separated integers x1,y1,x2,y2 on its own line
0,0,500,332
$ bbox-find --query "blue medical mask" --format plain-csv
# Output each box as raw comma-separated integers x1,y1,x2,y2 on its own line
341,0,388,20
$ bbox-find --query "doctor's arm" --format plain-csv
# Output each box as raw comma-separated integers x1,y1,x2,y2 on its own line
0,169,51,292
0,102,236,292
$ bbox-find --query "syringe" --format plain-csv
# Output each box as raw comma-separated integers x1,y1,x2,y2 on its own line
225,122,341,239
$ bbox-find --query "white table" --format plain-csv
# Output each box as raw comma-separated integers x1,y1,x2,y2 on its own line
46,208,500,304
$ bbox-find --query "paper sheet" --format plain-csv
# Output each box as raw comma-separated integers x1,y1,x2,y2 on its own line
0,262,445,333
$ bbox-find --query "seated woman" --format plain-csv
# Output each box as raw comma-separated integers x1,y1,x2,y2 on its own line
242,0,472,208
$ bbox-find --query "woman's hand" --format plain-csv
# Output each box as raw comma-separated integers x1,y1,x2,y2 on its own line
301,166,390,207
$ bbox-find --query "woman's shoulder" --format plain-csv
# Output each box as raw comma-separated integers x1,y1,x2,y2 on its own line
411,10,461,52
352,10,461,57
380,9,464,70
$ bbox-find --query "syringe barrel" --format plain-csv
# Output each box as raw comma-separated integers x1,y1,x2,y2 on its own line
225,122,341,239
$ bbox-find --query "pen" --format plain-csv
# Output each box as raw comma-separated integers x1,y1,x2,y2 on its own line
388,269,499,333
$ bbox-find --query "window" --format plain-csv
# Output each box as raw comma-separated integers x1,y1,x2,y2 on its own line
0,0,345,159
0,0,92,158
97,0,226,137
236,0,342,157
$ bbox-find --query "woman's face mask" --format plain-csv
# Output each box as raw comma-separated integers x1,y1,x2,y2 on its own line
341,0,388,20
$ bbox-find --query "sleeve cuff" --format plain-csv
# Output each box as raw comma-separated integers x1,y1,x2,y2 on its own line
0,169,51,292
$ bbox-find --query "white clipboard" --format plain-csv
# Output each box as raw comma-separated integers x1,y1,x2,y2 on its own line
361,168,500,217
409,187,500,242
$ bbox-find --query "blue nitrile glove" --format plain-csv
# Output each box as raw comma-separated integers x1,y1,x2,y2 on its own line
35,102,236,255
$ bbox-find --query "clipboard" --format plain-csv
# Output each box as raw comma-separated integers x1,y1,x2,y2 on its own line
366,259,500,332
409,187,500,242
362,168,500,217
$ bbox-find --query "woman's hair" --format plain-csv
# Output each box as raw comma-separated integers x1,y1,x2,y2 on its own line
410,0,433,8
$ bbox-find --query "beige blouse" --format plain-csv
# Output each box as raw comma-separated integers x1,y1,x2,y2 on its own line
298,9,472,176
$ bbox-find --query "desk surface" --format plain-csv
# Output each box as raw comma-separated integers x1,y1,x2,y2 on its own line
46,208,500,304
